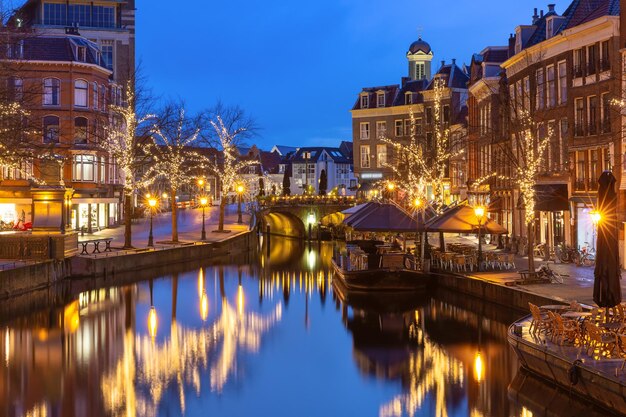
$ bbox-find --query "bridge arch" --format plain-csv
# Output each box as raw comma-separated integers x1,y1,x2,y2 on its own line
260,211,307,239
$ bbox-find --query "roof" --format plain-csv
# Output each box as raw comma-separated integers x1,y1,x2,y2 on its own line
291,147,351,164
271,145,297,156
425,203,508,234
12,35,108,70
353,85,400,110
426,61,469,90
260,151,282,174
519,0,619,51
408,37,432,55
344,202,424,233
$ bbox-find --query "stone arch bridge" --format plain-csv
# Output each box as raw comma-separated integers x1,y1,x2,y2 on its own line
255,197,355,239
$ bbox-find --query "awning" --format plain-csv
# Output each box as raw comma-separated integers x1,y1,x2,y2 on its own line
72,198,120,204
344,202,425,232
569,195,597,206
425,203,508,234
517,184,569,211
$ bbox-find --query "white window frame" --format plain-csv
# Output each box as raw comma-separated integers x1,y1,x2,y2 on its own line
377,93,385,108
557,60,567,105
43,78,61,106
359,122,370,140
394,120,403,137
360,145,370,168
546,65,556,108
360,94,369,109
376,144,387,168
376,121,386,139
72,154,96,182
74,79,88,107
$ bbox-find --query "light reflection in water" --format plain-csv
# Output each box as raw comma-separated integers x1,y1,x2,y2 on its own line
0,240,608,417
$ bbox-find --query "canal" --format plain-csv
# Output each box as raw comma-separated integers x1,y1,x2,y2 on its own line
0,237,617,417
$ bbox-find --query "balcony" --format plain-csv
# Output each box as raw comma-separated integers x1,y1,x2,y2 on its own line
587,123,597,136
574,179,586,191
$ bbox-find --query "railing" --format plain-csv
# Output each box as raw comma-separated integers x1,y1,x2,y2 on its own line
259,195,357,208
573,65,584,78
574,180,587,191
600,59,611,72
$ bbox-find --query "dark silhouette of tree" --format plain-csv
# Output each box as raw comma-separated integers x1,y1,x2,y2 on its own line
282,169,291,196
318,169,327,195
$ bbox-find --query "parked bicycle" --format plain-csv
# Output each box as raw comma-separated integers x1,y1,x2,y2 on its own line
536,263,566,284
556,244,580,264
579,242,596,266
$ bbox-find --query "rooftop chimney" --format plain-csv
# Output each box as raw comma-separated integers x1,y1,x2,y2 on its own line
441,60,445,67
540,9,544,18
452,58,456,66
548,3,555,12
532,8,539,24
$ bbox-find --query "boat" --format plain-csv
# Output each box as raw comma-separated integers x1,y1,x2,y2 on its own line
507,314,626,416
331,240,433,294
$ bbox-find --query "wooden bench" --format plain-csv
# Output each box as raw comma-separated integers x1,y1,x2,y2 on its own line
79,238,114,255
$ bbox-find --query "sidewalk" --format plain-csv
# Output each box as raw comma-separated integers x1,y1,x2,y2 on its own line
77,204,251,252
442,234,625,306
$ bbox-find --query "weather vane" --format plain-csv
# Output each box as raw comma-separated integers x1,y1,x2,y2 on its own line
417,26,424,38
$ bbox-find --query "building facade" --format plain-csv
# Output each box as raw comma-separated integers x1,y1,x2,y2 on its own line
0,34,123,232
467,0,623,258
289,147,356,195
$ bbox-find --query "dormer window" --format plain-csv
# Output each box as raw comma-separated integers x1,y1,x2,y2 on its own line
405,92,413,105
77,46,86,62
377,92,385,107
360,94,369,109
546,18,554,38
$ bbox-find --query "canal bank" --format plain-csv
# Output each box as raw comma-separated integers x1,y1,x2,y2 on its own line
70,230,255,278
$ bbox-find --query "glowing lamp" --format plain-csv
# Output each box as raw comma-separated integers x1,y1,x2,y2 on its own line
474,351,484,382
474,206,485,219
386,182,396,191
200,197,208,206
236,184,245,194
590,211,601,225
198,179,204,186
414,198,422,208
148,198,157,208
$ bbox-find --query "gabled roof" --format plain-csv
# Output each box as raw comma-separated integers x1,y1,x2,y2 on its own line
271,145,297,156
427,62,469,90
260,151,282,174
292,147,351,164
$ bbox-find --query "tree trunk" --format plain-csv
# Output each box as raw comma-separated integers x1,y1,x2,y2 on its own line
171,188,178,242
218,195,226,231
123,192,133,248
527,221,535,273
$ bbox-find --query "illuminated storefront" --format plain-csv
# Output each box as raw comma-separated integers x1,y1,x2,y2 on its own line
71,198,120,231
0,199,32,229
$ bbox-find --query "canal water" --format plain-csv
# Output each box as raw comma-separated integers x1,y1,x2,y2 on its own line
0,238,617,417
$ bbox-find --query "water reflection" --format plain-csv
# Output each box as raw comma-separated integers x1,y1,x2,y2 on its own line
0,238,614,416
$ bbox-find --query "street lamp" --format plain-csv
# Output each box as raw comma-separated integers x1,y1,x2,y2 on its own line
200,196,208,241
386,181,396,202
590,210,601,250
236,184,245,224
474,206,486,272
147,197,157,247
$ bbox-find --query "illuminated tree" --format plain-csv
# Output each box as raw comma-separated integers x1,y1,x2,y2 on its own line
104,80,154,248
147,104,205,242
205,114,257,232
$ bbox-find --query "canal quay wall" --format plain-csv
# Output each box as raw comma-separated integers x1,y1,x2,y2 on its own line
0,231,255,301
435,272,564,312
70,230,255,278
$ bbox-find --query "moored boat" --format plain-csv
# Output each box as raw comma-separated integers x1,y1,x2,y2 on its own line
507,314,626,416
332,240,433,293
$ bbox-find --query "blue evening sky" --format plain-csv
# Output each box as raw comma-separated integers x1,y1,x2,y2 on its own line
138,0,546,150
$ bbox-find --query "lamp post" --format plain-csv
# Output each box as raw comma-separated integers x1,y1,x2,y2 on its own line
386,182,396,202
474,206,486,272
200,197,208,241
590,210,601,250
147,197,157,247
236,184,244,224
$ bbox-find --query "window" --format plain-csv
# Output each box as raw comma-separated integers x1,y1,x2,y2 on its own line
73,154,95,181
548,120,558,170
74,117,88,144
575,151,586,190
557,61,567,105
376,145,387,167
360,146,370,168
74,80,88,107
603,147,611,171
93,83,98,110
92,6,115,28
573,48,584,77
101,42,113,71
376,121,386,139
1,160,32,180
590,149,599,188
574,98,584,136
359,122,370,140
68,4,90,26
43,3,67,25
12,77,23,101
43,115,59,144
360,94,369,109
415,62,425,80
535,68,544,110
443,105,450,124
405,92,412,105
560,119,568,168
43,78,60,106
77,46,86,62
546,65,555,108
547,18,554,38
587,44,597,75
395,120,403,137
415,118,422,135
100,84,106,110
588,96,598,135
523,76,530,110
109,157,118,184
600,40,610,72
99,156,106,183
425,107,432,124
377,93,385,108
601,93,611,134
426,132,433,149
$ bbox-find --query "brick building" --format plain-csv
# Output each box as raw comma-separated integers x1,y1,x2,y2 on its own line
351,37,469,204
0,34,123,232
